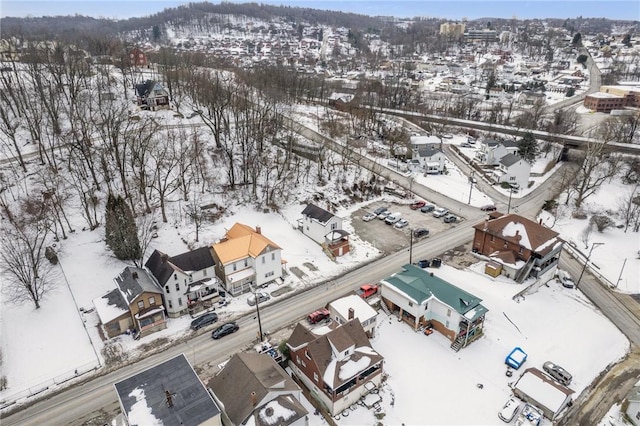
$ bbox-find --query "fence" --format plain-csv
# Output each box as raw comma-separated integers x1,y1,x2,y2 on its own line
0,360,100,411
562,243,616,288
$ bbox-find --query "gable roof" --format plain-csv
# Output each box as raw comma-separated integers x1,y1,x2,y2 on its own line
500,153,525,167
472,213,561,256
382,264,488,320
254,396,308,426
93,289,129,324
329,294,377,322
145,247,216,286
416,144,443,158
290,319,383,390
301,203,335,224
114,354,220,426
135,80,157,97
114,266,160,305
212,223,281,265
208,352,305,426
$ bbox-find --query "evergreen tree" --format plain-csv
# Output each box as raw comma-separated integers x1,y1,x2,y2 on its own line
105,194,141,262
517,132,538,164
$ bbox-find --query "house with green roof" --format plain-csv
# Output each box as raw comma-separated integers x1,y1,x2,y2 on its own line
380,264,488,351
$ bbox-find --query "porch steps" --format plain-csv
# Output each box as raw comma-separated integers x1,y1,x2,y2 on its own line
515,257,536,283
451,336,464,352
379,301,391,316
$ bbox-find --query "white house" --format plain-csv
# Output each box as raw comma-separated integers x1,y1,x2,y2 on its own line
492,153,531,189
412,144,446,174
145,247,220,317
625,386,640,426
328,294,378,337
475,139,519,165
211,223,284,296
298,203,342,245
380,264,488,351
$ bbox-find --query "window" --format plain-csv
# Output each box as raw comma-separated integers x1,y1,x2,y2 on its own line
265,271,274,278
344,350,349,356
175,283,180,291
178,297,182,306
305,351,311,360
447,309,452,317
168,300,173,309
174,273,177,280
233,263,237,271
189,276,193,283
165,286,170,294
408,301,414,307
149,296,155,305
296,356,300,365
262,256,265,264
504,242,508,248
313,372,319,382
490,235,495,242
203,269,207,276
519,246,524,254
331,222,337,230
244,259,248,267
271,253,275,261
137,300,144,309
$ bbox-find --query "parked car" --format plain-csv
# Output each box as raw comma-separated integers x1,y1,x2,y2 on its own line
443,214,457,223
413,228,429,238
543,361,573,386
394,219,409,229
385,212,402,225
190,312,218,330
357,284,379,299
247,292,270,306
498,397,520,423
218,298,229,308
433,208,449,218
377,210,392,220
481,204,497,212
362,212,377,222
557,270,575,289
420,204,436,213
460,142,472,148
211,321,239,339
307,308,330,324
373,206,388,216
410,200,426,210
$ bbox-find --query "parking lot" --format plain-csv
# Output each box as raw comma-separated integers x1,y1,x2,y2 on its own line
350,200,465,254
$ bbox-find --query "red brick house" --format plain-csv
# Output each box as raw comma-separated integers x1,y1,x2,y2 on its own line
472,213,563,283
287,319,383,415
129,47,147,67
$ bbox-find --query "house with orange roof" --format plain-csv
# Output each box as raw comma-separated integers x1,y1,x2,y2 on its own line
211,223,284,296
472,213,564,283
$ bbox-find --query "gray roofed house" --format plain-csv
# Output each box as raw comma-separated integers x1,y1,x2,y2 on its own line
287,319,384,415
380,264,488,351
412,144,446,174
494,153,531,190
208,352,308,426
475,138,519,165
115,353,221,426
145,247,221,318
298,203,344,247
92,266,167,339
135,80,170,110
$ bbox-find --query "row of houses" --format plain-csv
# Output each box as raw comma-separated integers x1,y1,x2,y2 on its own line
94,202,353,339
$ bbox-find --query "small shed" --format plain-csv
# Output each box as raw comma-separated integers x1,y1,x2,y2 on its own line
505,347,527,370
485,260,502,277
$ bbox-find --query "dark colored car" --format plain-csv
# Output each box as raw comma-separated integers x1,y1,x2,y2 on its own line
211,322,239,339
420,204,436,213
373,206,388,215
413,228,430,238
190,312,218,330
480,205,497,212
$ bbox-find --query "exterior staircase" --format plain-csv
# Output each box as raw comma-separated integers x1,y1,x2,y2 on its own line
451,336,465,352
379,300,391,316
515,257,536,283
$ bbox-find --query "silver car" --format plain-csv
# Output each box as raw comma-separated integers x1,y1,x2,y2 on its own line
247,292,270,306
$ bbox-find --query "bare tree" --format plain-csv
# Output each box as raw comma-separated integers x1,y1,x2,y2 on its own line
618,184,640,233
572,139,620,209
0,200,56,309
579,224,593,249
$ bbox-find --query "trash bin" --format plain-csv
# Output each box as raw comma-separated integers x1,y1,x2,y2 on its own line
418,259,430,268
431,258,442,268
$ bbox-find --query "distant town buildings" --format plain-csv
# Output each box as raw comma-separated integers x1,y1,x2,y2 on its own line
439,22,465,37
583,85,640,113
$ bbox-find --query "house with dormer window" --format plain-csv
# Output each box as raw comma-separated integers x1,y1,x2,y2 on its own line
380,264,488,352
211,223,284,296
287,319,384,415
145,247,221,317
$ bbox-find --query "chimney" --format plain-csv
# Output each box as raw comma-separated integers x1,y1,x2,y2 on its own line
165,390,173,408
539,218,543,225
348,308,355,320
160,253,169,263
256,226,261,234
132,271,139,280
483,219,488,231
251,391,257,406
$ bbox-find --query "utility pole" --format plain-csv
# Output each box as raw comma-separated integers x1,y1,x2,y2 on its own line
252,287,264,342
507,187,513,214
468,171,475,204
409,229,414,264
576,242,605,289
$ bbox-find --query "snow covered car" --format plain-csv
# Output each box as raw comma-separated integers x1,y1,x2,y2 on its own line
433,208,449,218
498,397,520,423
362,212,377,222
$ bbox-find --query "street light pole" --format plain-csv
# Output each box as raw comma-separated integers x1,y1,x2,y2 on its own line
251,287,264,342
467,172,475,205
409,229,414,264
576,242,605,289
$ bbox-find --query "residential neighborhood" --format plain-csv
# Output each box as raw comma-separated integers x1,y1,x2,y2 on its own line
0,2,639,426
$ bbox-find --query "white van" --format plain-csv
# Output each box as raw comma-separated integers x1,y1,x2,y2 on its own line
385,212,402,225
498,397,520,422
557,270,575,288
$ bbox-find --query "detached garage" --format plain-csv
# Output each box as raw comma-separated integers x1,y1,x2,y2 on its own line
513,367,574,421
